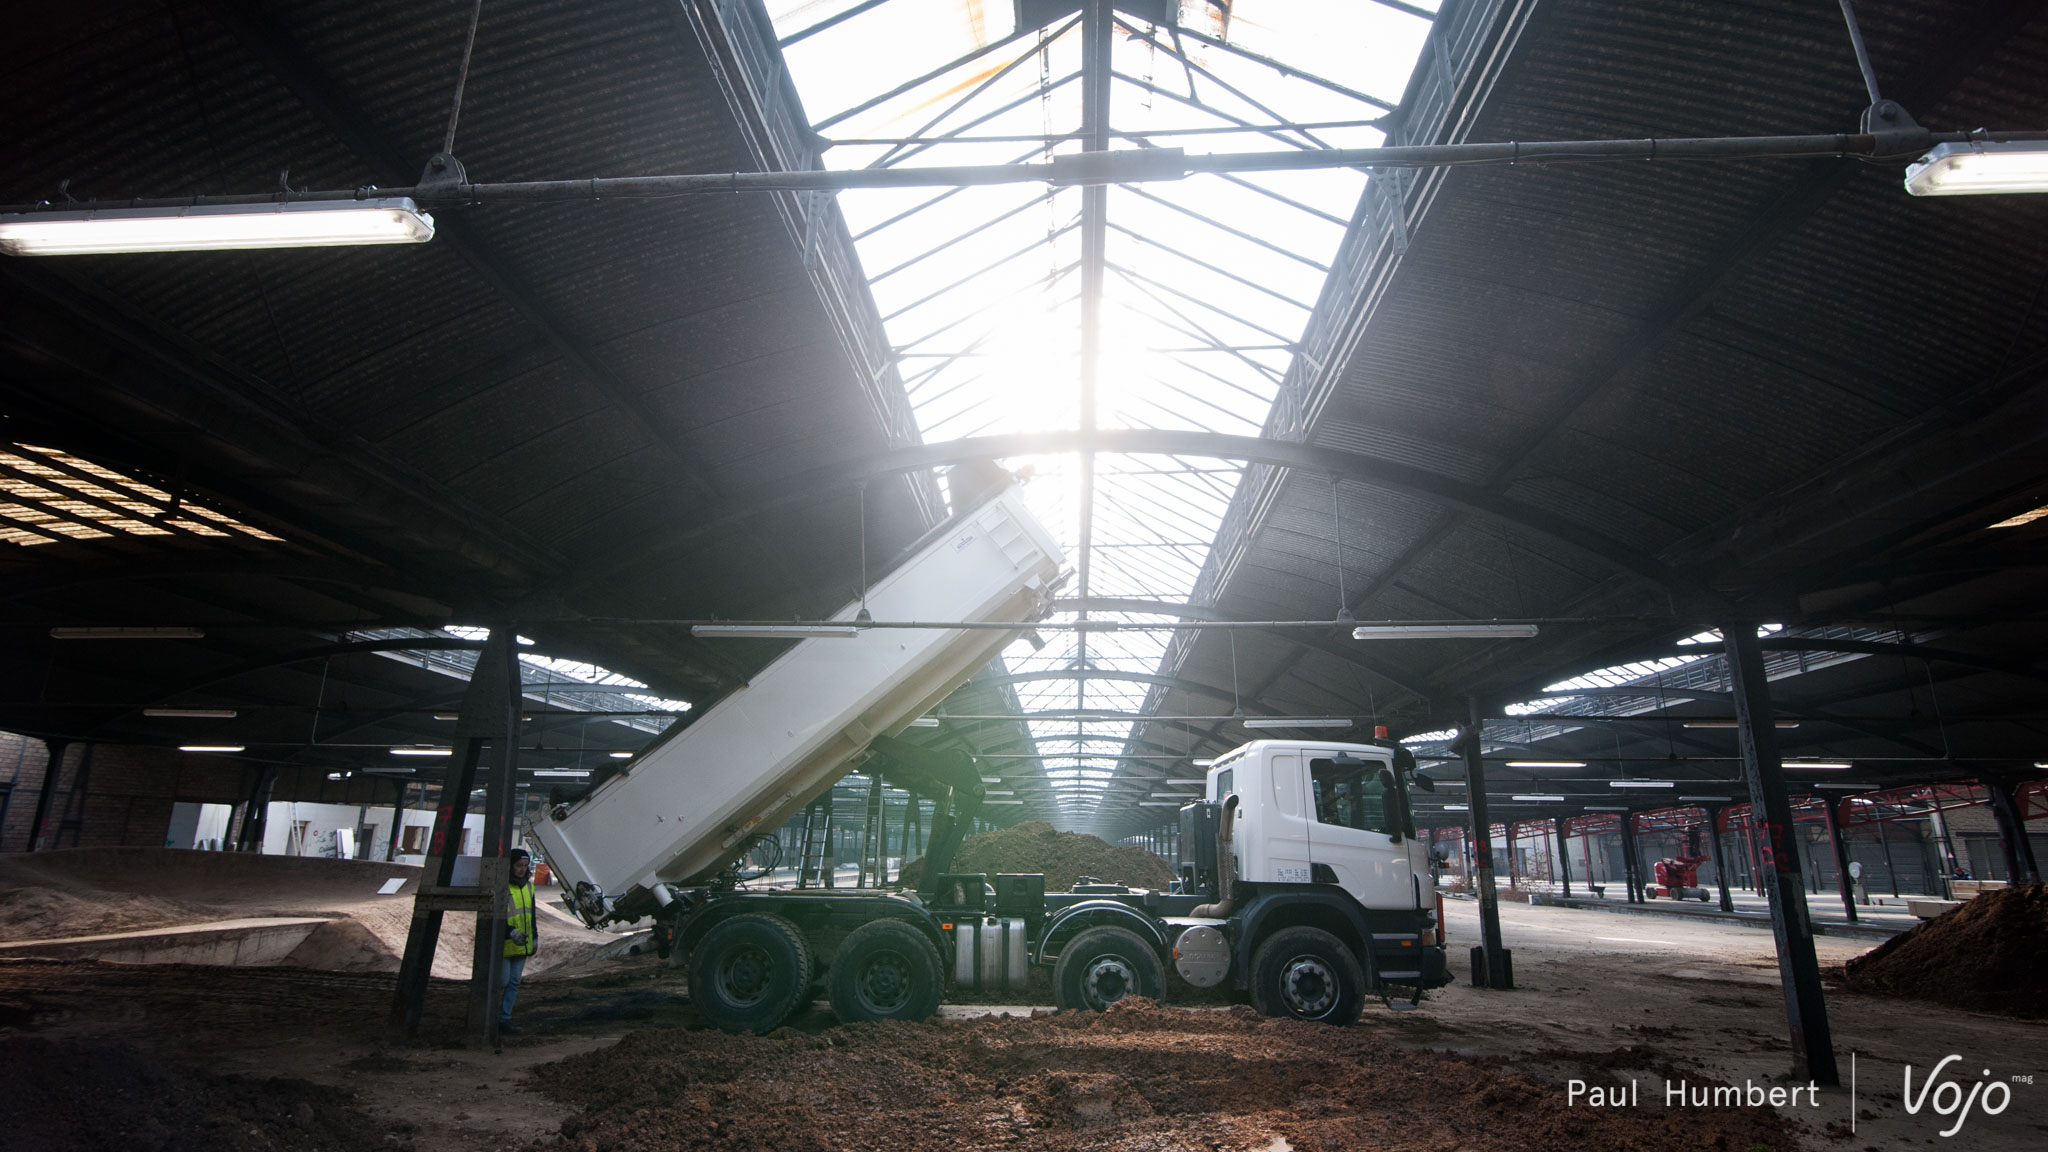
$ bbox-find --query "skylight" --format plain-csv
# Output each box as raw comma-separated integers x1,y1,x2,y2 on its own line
767,0,1437,828
0,442,283,547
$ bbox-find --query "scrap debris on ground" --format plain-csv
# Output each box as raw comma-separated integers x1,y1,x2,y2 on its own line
1841,882,2046,1017
898,822,1176,893
527,999,1799,1152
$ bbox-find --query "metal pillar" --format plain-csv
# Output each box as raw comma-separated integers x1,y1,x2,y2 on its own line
1460,698,1511,988
1706,805,1735,912
388,627,523,1046
1824,796,1858,923
386,779,411,862
1724,620,1838,1085
1554,816,1572,898
1984,777,2041,885
233,762,275,852
24,738,67,851
1619,813,1644,902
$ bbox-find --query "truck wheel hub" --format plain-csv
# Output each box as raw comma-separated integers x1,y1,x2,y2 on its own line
858,954,910,1011
717,945,773,1006
1281,956,1336,1015
1084,957,1136,1005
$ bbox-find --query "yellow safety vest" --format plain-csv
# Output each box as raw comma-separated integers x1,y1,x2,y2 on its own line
505,881,537,958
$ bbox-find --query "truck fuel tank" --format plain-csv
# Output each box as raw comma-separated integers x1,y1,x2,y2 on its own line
1172,924,1231,988
954,916,1030,993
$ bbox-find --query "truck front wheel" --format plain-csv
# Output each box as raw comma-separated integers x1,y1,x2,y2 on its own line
688,913,813,1034
828,919,943,1023
1052,926,1165,1012
1249,927,1365,1025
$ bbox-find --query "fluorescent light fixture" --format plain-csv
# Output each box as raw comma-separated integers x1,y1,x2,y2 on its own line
608,751,633,759
1506,760,1585,768
985,799,1025,805
1443,804,1469,811
1609,780,1675,788
533,769,590,778
0,198,434,255
1813,783,1867,791
1682,720,1799,729
690,624,859,639
1190,759,1215,768
144,708,237,719
1786,761,1851,770
178,744,243,753
1511,794,1566,802
1353,624,1540,640
361,766,416,776
1989,505,2048,529
1586,805,1631,812
1166,777,1206,785
985,790,1014,796
1904,141,2048,197
1242,717,1351,729
981,777,1003,784
1136,800,1183,807
390,746,453,757
51,627,204,640
1678,795,1732,802
905,717,941,728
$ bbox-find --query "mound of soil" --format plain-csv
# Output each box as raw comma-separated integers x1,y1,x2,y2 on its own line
898,821,1176,892
1842,883,2047,1017
0,885,232,941
0,1035,399,1152
526,999,1799,1152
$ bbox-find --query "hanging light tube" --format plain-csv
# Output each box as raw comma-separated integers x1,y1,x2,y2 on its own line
1241,717,1351,729
391,746,453,757
690,624,860,639
1506,760,1585,768
1353,624,1540,640
1903,141,2048,196
178,744,244,753
0,198,434,256
1609,780,1676,788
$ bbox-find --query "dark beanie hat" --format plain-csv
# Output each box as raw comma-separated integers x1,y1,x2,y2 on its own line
509,848,531,861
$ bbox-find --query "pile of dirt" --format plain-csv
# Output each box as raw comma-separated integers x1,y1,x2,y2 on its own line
0,1034,401,1151
0,885,232,940
0,848,623,978
898,821,1176,892
526,999,1799,1152
1842,882,2047,1016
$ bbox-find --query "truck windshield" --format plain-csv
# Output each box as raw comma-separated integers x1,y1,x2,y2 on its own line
1309,758,1395,836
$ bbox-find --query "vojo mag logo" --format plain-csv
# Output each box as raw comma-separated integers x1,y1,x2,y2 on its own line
1903,1055,2019,1138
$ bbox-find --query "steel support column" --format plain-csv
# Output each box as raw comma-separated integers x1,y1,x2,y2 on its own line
1554,816,1572,898
386,778,411,862
236,762,276,852
1461,697,1510,988
388,627,524,1046
1984,776,2042,885
1725,621,1838,1085
1707,805,1735,912
24,738,67,852
1824,796,1859,923
1619,813,1644,902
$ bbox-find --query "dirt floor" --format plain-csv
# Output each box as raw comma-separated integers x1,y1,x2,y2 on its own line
0,848,627,978
1,883,2042,1151
1841,883,2047,1016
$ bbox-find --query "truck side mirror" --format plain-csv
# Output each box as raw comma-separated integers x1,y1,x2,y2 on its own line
1411,774,1437,793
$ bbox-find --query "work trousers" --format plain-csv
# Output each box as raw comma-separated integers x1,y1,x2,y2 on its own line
501,953,529,1023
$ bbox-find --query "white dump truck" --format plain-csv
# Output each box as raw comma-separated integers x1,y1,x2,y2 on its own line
532,484,1449,1032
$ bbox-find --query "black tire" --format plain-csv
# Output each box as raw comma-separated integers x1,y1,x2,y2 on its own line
1052,925,1165,1012
828,919,943,1023
1248,926,1366,1026
687,913,813,1034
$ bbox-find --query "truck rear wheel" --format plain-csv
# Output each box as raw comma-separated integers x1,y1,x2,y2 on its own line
828,919,943,1023
1053,926,1164,1012
688,913,813,1034
1249,927,1365,1025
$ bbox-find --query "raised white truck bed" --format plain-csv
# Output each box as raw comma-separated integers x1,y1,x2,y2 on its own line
532,485,1062,915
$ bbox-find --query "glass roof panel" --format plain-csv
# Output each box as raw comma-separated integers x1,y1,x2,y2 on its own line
768,0,1438,830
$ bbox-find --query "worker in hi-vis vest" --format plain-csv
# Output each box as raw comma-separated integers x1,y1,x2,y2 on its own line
500,847,538,1033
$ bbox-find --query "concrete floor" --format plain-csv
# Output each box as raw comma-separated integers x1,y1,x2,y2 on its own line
1422,897,2045,1151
